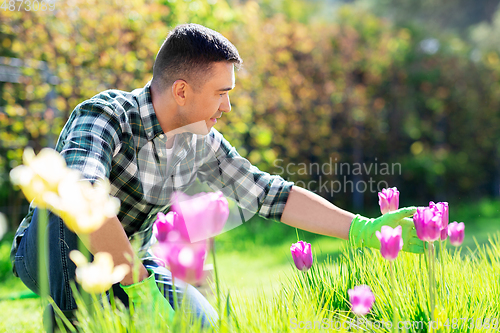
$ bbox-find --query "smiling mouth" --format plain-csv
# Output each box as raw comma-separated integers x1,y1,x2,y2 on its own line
210,115,222,123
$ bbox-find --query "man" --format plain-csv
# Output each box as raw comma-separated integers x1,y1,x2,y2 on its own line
11,23,423,330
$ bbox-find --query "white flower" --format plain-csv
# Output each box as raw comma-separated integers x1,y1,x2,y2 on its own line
45,173,120,234
70,250,129,294
11,147,120,234
10,148,70,208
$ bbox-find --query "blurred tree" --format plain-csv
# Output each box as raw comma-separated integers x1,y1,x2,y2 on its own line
0,0,171,227
354,0,499,35
471,7,500,53
219,4,413,209
222,3,500,209
0,0,243,229
1,0,500,229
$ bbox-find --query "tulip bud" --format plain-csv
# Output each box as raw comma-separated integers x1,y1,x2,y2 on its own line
378,187,399,215
375,225,403,261
159,242,208,284
290,241,313,272
348,285,375,316
170,191,229,242
430,201,449,240
447,222,465,246
413,206,442,242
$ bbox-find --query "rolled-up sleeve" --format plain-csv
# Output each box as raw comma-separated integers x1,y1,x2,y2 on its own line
196,128,294,222
57,101,122,184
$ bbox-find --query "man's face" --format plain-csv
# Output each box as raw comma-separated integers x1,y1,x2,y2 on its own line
184,62,235,134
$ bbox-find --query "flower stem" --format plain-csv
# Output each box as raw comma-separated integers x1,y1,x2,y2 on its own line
428,242,436,332
38,208,50,332
389,261,399,333
77,234,91,317
211,237,222,329
439,240,445,297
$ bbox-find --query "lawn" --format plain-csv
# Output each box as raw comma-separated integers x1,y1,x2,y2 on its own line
0,198,498,332
0,225,346,332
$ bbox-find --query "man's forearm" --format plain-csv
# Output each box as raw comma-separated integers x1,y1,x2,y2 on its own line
280,185,355,240
80,215,148,286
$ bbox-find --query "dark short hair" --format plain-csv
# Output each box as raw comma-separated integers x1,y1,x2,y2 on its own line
152,23,242,91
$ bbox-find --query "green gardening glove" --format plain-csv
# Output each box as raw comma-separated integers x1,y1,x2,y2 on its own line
121,269,175,323
349,207,425,254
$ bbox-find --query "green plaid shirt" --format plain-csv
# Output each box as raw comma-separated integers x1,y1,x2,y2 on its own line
11,80,293,260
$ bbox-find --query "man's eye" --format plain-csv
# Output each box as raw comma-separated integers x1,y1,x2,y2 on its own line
220,93,226,97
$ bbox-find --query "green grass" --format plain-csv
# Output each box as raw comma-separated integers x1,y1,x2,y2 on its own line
0,237,498,332
292,239,500,331
0,279,43,332
215,227,346,298
0,236,44,333
0,198,499,332
38,232,499,333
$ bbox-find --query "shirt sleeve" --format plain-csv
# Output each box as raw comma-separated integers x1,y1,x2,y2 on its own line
57,100,122,184
196,128,294,222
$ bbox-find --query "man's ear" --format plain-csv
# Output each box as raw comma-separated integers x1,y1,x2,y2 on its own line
171,79,188,106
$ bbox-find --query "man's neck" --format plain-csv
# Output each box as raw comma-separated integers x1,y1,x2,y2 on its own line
150,81,183,137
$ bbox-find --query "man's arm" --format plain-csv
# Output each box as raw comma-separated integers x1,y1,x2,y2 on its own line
82,215,149,285
280,185,424,254
280,185,354,240
85,215,175,320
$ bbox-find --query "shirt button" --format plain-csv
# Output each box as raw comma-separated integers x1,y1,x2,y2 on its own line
148,131,152,136
159,134,165,139
158,151,163,157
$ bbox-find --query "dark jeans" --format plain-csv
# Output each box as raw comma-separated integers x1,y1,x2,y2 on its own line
14,208,217,327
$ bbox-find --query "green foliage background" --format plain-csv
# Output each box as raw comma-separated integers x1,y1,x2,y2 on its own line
1,0,500,232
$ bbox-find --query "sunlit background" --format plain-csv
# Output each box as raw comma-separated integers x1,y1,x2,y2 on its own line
0,0,499,329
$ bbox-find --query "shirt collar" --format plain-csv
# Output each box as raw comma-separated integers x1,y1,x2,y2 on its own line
135,80,164,141
134,80,195,152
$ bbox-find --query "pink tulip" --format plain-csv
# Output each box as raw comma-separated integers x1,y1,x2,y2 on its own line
154,241,208,284
151,191,229,284
430,201,449,240
375,225,403,261
413,206,443,242
447,222,465,246
348,285,375,316
290,241,313,272
154,211,190,243
170,191,229,242
378,187,399,214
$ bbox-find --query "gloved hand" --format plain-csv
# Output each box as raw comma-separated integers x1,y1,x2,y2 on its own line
349,207,425,254
121,269,175,323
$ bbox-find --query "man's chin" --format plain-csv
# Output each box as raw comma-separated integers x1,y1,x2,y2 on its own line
185,121,211,135
165,120,210,136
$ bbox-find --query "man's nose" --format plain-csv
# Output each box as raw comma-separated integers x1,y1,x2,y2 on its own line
220,94,231,113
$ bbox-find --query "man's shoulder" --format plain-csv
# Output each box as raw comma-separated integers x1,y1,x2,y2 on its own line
78,88,140,115
62,88,142,139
